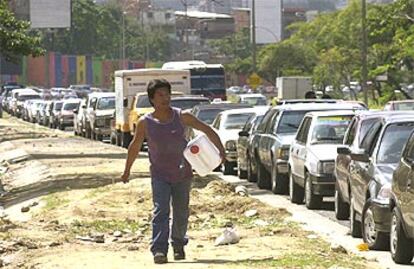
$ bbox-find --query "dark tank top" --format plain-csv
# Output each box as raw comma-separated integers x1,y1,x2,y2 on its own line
144,107,192,182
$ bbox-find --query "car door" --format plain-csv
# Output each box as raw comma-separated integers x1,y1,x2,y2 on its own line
350,121,383,214
238,116,254,167
262,111,280,170
336,117,358,202
400,135,414,237
292,116,312,181
257,109,278,167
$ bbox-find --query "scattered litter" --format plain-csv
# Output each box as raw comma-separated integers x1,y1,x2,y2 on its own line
128,245,139,251
330,243,347,254
356,242,369,251
253,219,269,226
30,201,39,207
244,209,258,218
214,227,240,246
137,198,145,203
235,185,248,196
307,234,318,239
113,231,123,238
20,206,30,213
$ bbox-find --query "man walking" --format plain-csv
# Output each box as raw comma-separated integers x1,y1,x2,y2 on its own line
121,79,225,264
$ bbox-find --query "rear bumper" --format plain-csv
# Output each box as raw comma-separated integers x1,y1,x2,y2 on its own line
309,173,335,196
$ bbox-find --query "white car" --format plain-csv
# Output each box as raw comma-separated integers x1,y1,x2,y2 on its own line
212,106,269,175
288,110,355,209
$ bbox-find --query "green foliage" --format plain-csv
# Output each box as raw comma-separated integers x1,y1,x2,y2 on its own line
0,0,45,61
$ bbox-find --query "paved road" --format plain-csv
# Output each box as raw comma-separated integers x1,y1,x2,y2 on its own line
217,173,413,269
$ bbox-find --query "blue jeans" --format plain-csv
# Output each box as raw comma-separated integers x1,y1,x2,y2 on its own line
150,178,192,255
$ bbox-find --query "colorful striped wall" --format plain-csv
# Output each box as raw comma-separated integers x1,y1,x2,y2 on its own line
0,52,145,89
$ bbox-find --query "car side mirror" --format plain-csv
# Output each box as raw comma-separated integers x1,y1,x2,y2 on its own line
337,146,351,155
238,131,249,137
82,105,86,109
73,109,78,114
350,149,370,162
123,98,128,108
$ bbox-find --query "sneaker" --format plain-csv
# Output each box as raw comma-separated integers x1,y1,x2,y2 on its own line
173,246,185,260
153,252,168,264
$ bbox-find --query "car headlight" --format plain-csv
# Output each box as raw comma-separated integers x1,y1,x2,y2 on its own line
96,118,106,127
225,140,237,151
317,161,335,174
277,147,290,160
377,183,391,202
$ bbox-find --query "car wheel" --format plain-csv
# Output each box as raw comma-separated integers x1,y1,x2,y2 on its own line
247,156,257,182
58,124,64,130
289,169,304,204
256,160,271,189
223,161,235,175
110,132,117,145
305,173,322,209
390,207,414,264
334,185,350,220
271,163,288,194
350,196,362,238
362,199,389,250
238,166,247,179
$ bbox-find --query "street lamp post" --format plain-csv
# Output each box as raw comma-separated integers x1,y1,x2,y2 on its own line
251,0,257,73
122,11,127,69
361,0,368,105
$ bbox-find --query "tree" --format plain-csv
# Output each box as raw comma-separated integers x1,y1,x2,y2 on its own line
0,1,44,61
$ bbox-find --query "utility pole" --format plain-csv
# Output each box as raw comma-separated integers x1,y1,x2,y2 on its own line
122,11,126,69
361,0,368,105
251,0,256,73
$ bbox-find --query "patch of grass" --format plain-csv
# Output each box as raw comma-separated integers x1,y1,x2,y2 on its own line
69,219,149,236
232,251,366,269
42,194,69,211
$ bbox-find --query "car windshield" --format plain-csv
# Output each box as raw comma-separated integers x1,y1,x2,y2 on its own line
97,97,115,110
18,95,40,101
277,111,308,134
54,102,63,110
136,95,152,108
223,113,254,129
311,115,353,144
394,102,414,110
240,97,267,106
377,122,414,164
171,99,209,110
63,103,78,111
197,108,224,124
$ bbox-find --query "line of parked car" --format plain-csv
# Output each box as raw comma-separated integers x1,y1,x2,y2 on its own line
3,83,414,264
223,99,414,265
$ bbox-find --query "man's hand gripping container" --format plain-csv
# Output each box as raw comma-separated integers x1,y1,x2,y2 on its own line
184,135,221,177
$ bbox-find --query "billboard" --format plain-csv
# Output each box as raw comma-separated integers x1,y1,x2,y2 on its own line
250,0,282,44
30,0,71,28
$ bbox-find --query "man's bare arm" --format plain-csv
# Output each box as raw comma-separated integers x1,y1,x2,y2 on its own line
121,117,146,183
181,111,225,161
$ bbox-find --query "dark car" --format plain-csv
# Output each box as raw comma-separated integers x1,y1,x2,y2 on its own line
252,102,364,194
390,130,414,264
347,113,414,250
334,111,405,221
170,96,210,111
237,113,265,179
191,103,252,125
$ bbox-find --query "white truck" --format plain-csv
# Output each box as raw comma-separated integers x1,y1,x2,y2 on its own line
276,76,312,100
113,68,191,148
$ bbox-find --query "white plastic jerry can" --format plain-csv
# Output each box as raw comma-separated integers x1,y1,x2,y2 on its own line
183,134,221,177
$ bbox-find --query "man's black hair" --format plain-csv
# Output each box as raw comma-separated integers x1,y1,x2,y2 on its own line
304,91,316,99
147,79,172,106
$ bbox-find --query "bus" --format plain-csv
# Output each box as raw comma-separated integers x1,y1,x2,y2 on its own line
162,61,226,100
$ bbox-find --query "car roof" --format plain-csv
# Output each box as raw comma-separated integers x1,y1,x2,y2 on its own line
194,103,252,110
171,95,209,100
387,100,414,104
306,110,356,117
273,102,364,111
219,106,269,116
277,99,338,105
62,99,81,104
238,93,266,98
